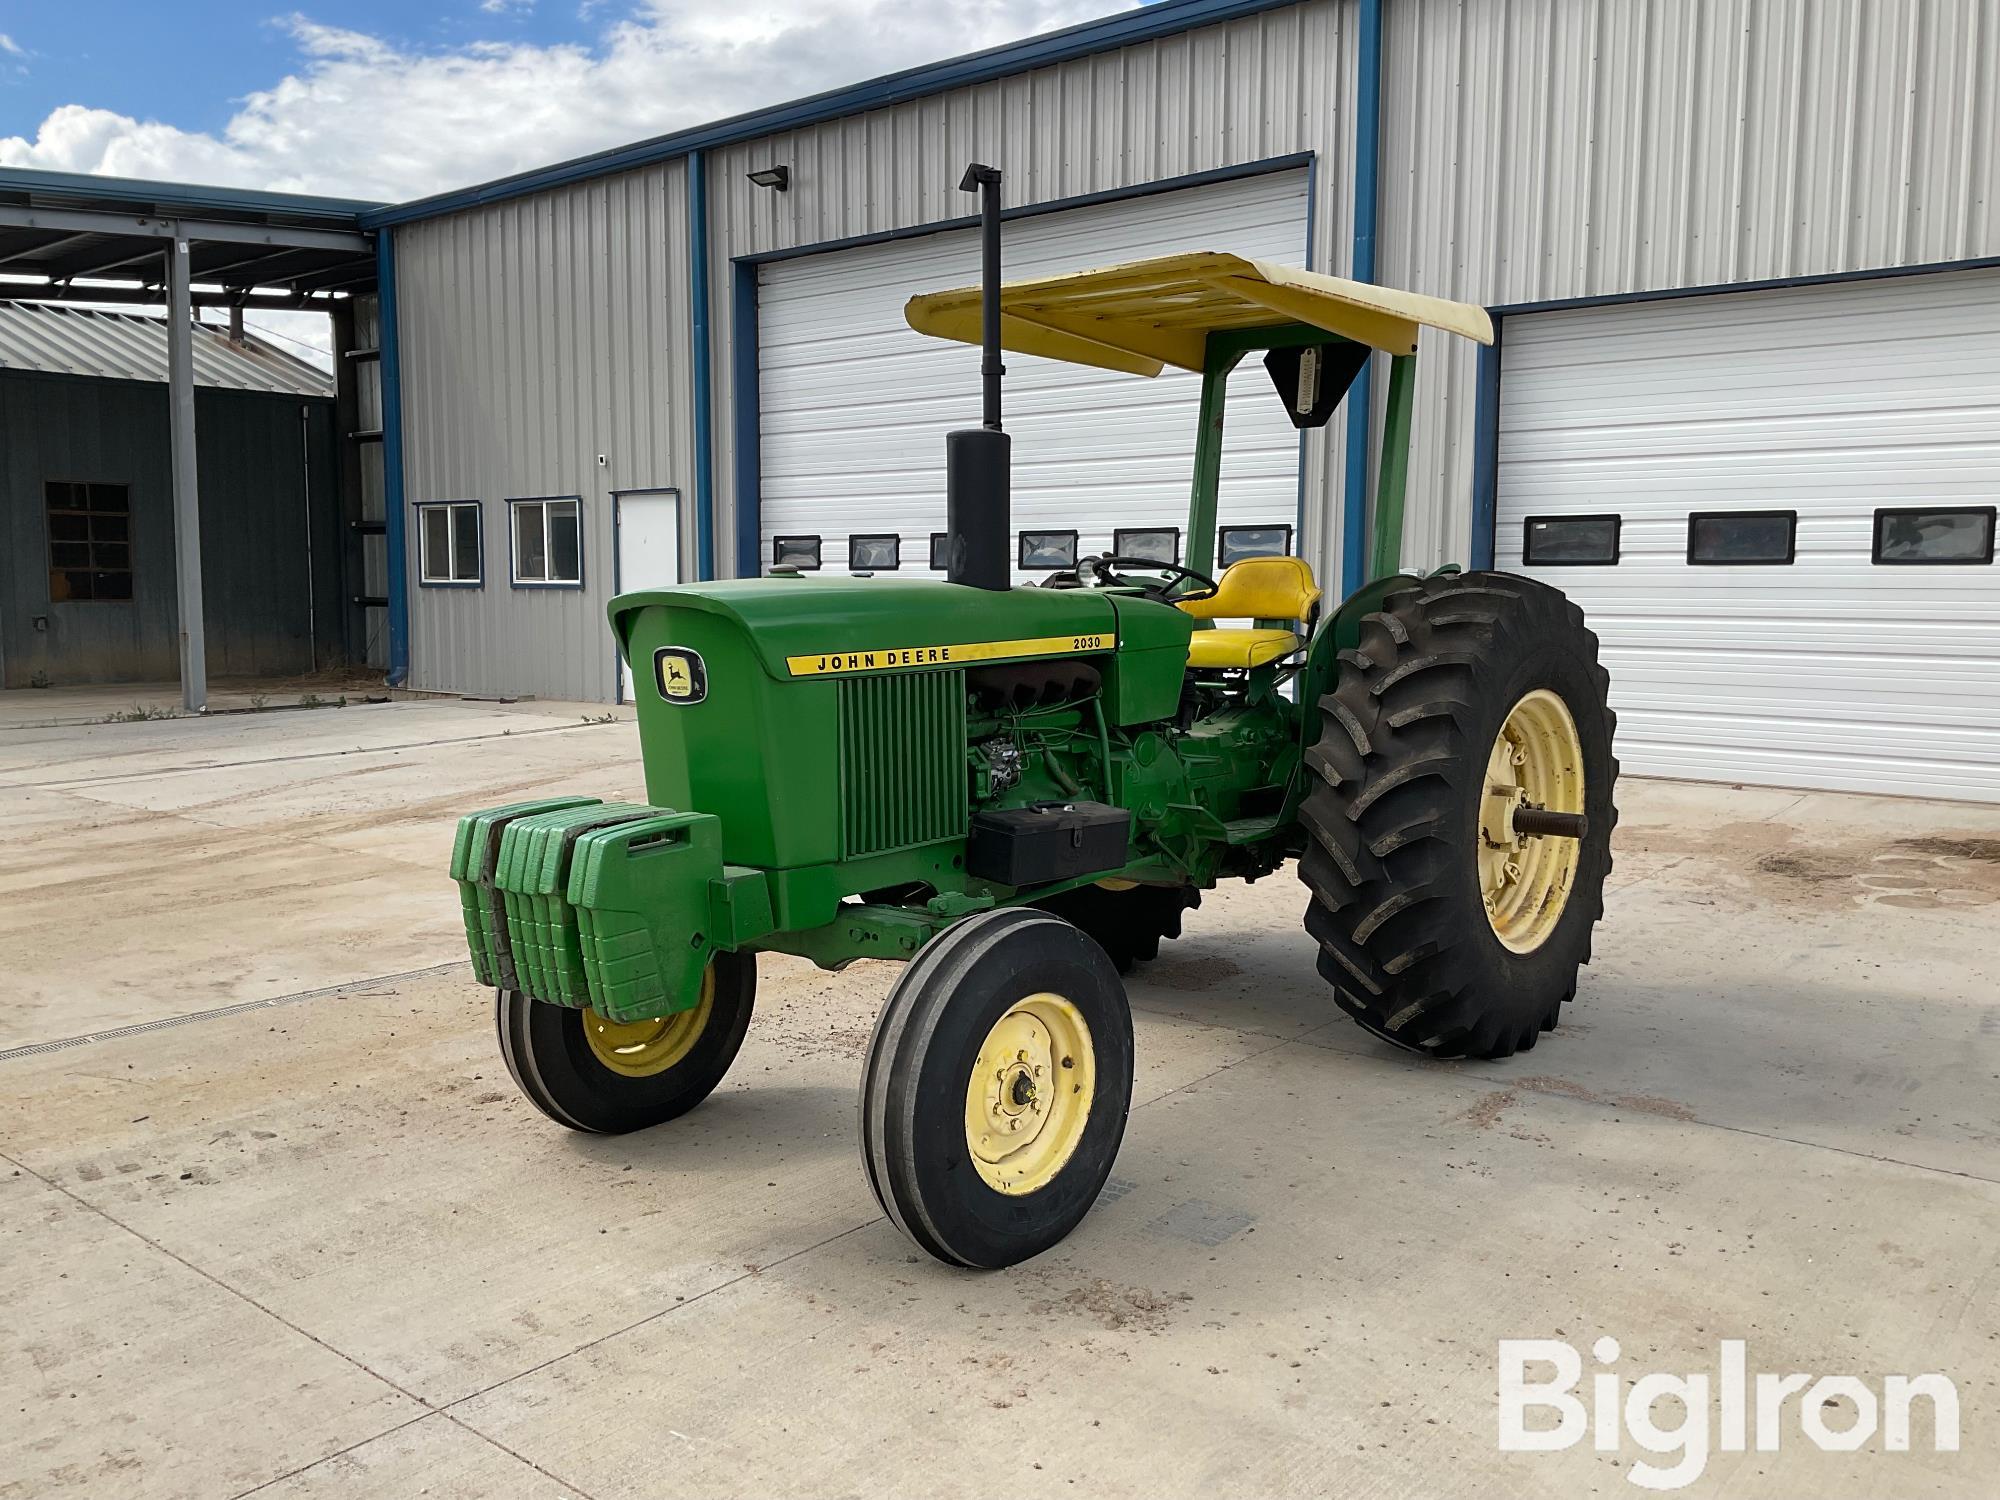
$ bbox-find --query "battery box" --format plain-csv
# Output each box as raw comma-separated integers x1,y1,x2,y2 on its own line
965,800,1132,886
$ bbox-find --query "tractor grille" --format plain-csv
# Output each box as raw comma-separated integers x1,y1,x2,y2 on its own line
838,669,967,858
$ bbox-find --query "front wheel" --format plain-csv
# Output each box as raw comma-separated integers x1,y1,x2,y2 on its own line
497,951,756,1133
1298,571,1618,1059
860,908,1133,1268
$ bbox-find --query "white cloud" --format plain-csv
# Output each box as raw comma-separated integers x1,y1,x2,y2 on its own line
0,32,25,57
0,2,1136,202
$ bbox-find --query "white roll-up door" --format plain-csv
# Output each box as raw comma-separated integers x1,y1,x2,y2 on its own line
1497,267,2000,803
757,170,1309,581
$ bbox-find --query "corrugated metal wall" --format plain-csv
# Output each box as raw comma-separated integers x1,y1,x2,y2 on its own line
0,372,342,688
706,0,1360,587
395,162,694,702
388,0,2000,699
1378,0,2000,566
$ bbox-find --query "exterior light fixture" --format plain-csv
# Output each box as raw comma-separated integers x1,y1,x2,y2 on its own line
746,165,790,191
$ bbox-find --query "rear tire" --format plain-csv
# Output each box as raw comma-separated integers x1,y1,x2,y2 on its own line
1034,883,1200,973
861,908,1133,1268
1297,571,1617,1059
497,951,756,1133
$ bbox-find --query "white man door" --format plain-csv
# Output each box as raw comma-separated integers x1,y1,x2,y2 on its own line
615,489,682,702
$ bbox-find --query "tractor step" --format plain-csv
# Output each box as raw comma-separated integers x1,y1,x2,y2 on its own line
1220,813,1284,845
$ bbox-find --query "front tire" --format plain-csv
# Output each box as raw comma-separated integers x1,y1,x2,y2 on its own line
1297,572,1617,1058
860,908,1133,1268
497,951,756,1133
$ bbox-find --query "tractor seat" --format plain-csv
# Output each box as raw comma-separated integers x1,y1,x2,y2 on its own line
1178,555,1322,671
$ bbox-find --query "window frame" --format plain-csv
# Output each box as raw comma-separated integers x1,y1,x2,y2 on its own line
1871,505,1996,566
847,533,902,572
1112,526,1182,565
771,534,823,572
507,495,585,589
1017,529,1080,571
43,478,134,604
1521,513,1622,567
1686,509,1798,567
415,500,484,588
1216,523,1295,569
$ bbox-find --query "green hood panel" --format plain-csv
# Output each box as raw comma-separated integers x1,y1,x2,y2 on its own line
610,577,1120,680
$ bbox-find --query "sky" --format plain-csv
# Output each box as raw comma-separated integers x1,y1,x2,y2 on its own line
0,0,1141,358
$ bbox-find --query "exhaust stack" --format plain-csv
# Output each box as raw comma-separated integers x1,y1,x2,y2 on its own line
944,162,1010,591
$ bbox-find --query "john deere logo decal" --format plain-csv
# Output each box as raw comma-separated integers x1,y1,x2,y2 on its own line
653,647,707,704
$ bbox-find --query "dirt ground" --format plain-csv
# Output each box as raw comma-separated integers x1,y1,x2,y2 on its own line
1,696,1996,1498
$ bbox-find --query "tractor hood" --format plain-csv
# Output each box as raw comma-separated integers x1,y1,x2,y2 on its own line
610,577,1120,682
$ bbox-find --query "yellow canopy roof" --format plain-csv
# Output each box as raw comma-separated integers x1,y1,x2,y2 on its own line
904,250,1494,376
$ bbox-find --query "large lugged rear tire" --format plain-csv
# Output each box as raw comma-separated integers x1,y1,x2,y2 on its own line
497,951,756,1133
1298,571,1617,1059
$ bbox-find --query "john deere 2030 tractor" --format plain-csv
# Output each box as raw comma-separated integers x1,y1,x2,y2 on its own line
452,164,1616,1268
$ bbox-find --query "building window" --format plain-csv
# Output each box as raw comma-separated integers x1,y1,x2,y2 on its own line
772,535,822,571
1687,510,1796,566
929,532,952,571
1873,506,1995,565
849,534,900,571
1217,524,1293,569
45,480,133,602
510,497,583,586
1113,527,1180,564
1523,514,1620,566
417,502,482,586
1018,530,1079,570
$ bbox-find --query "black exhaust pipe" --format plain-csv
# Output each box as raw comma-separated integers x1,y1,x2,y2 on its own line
945,162,1010,591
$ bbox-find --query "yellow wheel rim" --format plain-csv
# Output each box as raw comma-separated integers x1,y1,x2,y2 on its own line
580,966,715,1078
963,993,1096,1196
1478,689,1586,954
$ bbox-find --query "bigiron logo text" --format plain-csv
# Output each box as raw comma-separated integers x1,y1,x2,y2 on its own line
1498,1337,1960,1490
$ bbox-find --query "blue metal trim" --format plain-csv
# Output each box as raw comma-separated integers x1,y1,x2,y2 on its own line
1489,254,2000,317
0,164,380,220
1339,0,1383,598
1469,324,1502,570
739,153,1315,268
377,231,411,685
505,495,588,590
731,260,762,580
412,500,486,589
688,151,716,581
362,0,1301,228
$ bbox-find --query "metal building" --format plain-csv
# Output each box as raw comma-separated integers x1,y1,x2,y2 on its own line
0,169,384,707
10,0,1992,799
0,304,344,688
356,0,1999,803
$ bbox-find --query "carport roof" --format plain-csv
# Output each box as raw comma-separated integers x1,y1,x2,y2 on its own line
0,167,380,311
0,303,334,398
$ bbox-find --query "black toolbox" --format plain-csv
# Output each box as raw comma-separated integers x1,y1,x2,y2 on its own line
965,801,1132,886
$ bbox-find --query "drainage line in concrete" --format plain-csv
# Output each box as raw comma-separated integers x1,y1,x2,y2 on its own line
0,961,471,1064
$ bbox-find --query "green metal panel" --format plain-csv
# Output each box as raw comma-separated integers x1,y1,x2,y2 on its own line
1369,352,1418,580
838,669,967,857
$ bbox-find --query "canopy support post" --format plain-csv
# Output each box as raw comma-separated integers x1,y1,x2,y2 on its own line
166,235,207,714
1184,337,1242,578
1368,352,1417,581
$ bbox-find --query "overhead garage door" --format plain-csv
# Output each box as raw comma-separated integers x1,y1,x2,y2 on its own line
758,169,1308,581
1497,267,2000,803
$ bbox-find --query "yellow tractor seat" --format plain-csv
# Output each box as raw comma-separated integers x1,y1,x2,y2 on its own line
1177,556,1322,671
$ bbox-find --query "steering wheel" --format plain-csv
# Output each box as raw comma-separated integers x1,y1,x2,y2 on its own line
1080,554,1220,605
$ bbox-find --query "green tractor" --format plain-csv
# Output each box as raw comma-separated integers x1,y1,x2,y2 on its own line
452,164,1616,1268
